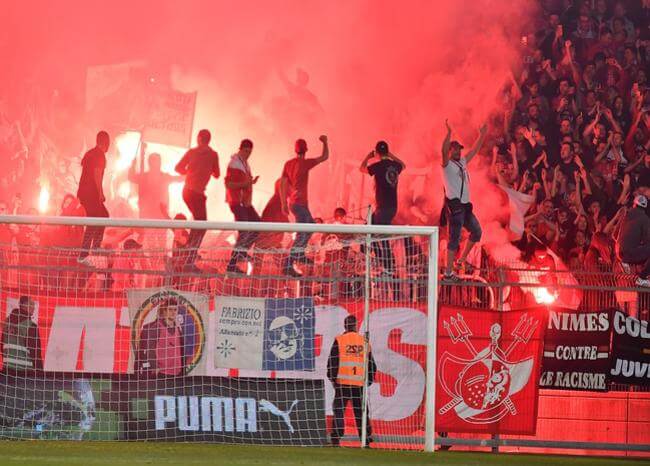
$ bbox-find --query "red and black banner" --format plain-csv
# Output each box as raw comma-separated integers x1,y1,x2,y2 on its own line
435,306,546,435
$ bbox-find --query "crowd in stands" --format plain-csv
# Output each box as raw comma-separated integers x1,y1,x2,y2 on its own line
487,0,649,272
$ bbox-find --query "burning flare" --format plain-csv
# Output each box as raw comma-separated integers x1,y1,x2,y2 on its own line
38,185,50,214
532,287,557,305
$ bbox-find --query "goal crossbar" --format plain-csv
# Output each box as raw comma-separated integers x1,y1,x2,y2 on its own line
0,215,438,236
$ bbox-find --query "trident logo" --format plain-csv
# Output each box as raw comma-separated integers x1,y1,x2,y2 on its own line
443,313,537,359
504,314,538,357
438,313,538,422
443,314,476,354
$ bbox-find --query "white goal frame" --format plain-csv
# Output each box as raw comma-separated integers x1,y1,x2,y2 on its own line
0,214,439,452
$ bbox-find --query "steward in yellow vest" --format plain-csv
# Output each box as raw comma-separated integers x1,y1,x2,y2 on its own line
327,314,376,446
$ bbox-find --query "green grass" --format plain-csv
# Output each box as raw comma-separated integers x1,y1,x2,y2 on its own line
0,442,648,466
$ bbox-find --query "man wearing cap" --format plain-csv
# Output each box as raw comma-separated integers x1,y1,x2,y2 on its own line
327,314,377,447
175,129,220,269
360,141,406,292
441,120,488,281
616,194,650,287
1,296,42,370
279,135,329,277
225,139,260,274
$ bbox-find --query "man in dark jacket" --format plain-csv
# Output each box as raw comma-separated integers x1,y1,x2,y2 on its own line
327,315,377,447
1,296,42,370
134,298,186,376
77,131,110,265
175,129,220,268
617,194,650,287
360,140,406,299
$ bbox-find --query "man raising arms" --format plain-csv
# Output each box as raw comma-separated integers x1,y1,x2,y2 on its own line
280,135,329,277
441,120,487,281
360,140,405,297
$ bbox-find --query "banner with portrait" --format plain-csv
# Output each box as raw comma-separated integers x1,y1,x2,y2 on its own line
127,289,210,377
212,297,315,371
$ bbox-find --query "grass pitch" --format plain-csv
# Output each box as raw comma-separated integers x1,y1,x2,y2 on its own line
0,442,648,466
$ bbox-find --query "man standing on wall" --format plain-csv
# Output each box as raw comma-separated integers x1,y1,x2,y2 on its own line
225,139,260,274
129,142,183,220
441,120,487,281
175,129,220,269
360,140,406,297
77,131,110,265
280,135,329,277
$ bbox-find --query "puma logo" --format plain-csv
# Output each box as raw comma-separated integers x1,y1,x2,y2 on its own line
259,399,299,433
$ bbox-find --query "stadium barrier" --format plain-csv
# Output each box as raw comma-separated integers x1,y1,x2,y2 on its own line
0,215,649,456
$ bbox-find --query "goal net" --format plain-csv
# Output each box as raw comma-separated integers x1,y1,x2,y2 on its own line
0,215,438,450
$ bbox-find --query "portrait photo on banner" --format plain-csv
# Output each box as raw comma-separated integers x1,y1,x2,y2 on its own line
127,289,209,377
212,296,315,372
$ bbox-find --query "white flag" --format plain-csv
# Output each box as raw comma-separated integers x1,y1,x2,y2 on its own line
498,185,535,240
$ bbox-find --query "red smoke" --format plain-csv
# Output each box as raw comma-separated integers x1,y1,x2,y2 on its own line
3,0,537,246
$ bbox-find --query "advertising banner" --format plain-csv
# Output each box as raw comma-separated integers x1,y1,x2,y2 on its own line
0,292,430,432
0,373,325,444
126,377,326,445
0,373,121,440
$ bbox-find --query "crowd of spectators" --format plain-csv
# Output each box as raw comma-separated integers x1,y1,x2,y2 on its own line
487,0,649,272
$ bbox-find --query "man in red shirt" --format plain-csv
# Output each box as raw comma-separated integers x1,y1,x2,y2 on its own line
77,131,110,265
225,139,260,274
280,135,329,277
175,129,220,268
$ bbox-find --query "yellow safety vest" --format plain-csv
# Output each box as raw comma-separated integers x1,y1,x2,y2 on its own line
335,332,367,386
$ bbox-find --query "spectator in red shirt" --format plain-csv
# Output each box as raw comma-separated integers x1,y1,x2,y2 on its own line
279,135,329,277
175,129,220,269
225,139,260,274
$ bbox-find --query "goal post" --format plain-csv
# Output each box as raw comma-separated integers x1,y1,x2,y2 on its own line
0,214,438,450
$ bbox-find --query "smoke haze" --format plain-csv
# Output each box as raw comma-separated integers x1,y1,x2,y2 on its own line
3,0,536,246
